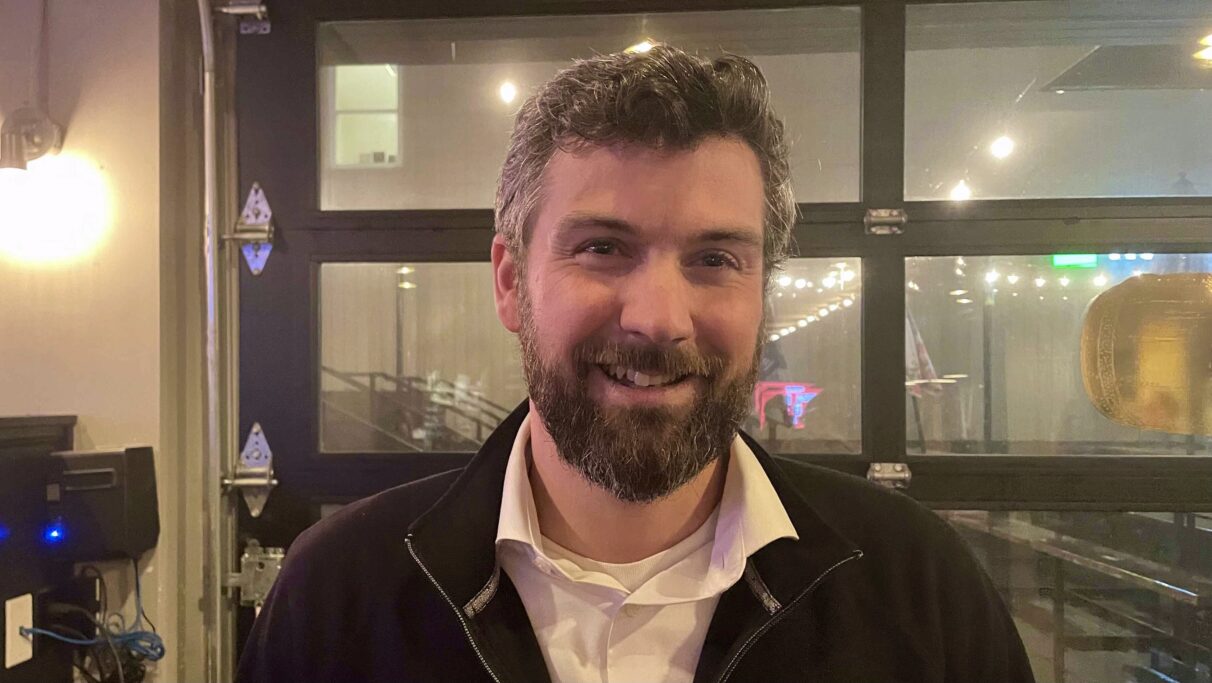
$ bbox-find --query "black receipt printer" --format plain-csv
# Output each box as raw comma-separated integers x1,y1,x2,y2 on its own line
46,446,160,561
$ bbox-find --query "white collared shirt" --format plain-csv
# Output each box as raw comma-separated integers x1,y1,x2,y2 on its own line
496,414,798,683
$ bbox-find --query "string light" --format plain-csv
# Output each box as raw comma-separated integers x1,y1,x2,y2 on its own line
777,275,792,288
794,278,807,289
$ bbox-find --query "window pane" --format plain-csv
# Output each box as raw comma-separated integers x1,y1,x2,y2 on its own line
318,8,861,210
905,253,1212,455
334,113,399,166
757,258,861,454
319,258,860,454
334,64,399,111
320,262,526,453
940,510,1212,683
907,1,1212,200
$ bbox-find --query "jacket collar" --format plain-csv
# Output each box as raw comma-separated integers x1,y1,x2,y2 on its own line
407,401,863,619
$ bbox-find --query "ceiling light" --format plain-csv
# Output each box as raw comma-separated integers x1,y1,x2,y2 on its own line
794,278,807,289
949,180,972,201
1109,253,1122,261
818,308,830,317
777,274,792,288
626,40,656,54
842,298,854,307
1201,33,1212,47
1034,277,1046,288
1055,89,1066,94
1059,276,1070,287
942,374,969,379
769,334,780,341
841,270,856,282
399,281,417,289
1140,253,1154,260
1194,46,1212,61
498,81,518,104
1093,274,1108,287
984,270,1000,284
956,298,973,304
798,320,808,328
397,266,414,275
829,303,839,311
955,268,965,277
949,289,968,296
1124,253,1137,261
1006,274,1020,285
822,275,838,289
990,135,1015,159
807,316,817,323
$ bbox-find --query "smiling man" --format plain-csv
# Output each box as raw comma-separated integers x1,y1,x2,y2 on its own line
237,46,1034,683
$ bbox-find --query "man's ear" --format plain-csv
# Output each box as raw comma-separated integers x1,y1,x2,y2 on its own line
491,234,522,333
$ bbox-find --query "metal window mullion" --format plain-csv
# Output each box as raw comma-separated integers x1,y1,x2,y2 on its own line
859,2,908,465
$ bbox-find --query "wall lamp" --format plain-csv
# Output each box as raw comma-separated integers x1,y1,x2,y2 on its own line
0,107,63,173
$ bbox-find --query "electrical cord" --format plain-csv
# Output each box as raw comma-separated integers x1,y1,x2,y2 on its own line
18,557,164,683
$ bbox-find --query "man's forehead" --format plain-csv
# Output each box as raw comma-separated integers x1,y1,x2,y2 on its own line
537,137,766,238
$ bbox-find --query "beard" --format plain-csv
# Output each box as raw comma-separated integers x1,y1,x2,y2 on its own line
517,288,761,504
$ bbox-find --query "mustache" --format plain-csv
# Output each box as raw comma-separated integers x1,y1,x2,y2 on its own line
571,339,728,378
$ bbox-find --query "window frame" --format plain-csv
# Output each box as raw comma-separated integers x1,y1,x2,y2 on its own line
236,0,1212,515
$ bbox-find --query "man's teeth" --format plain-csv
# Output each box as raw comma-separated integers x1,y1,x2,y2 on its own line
605,365,678,387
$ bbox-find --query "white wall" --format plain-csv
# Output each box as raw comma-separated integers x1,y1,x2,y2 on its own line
0,0,204,680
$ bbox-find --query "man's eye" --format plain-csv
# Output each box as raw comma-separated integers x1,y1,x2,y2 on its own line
699,251,741,269
582,241,618,256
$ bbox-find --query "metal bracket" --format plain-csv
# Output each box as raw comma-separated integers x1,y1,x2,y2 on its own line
867,462,912,490
864,208,907,236
224,182,274,275
224,539,285,607
215,1,270,34
222,422,278,517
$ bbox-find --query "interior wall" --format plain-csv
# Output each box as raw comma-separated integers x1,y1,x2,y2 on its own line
0,0,204,680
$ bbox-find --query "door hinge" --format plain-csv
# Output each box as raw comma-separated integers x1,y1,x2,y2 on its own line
864,208,907,236
223,182,274,275
215,1,270,34
222,422,278,517
224,539,285,607
867,462,911,490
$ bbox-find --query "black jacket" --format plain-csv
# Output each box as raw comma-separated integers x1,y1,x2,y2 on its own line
237,403,1035,683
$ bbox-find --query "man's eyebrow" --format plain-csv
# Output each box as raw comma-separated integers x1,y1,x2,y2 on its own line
554,213,762,248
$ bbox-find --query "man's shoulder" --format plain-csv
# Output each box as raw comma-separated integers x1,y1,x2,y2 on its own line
284,467,466,580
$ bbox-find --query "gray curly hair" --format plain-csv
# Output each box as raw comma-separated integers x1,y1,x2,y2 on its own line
494,45,796,281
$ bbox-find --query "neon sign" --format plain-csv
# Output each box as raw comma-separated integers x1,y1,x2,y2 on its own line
754,381,821,430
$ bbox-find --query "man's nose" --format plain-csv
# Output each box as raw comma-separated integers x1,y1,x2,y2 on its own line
617,258,694,346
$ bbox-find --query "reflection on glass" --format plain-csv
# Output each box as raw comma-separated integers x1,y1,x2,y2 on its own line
320,263,526,453
320,259,860,454
906,1,1212,200
905,253,1212,455
318,7,861,209
755,258,861,454
941,510,1212,683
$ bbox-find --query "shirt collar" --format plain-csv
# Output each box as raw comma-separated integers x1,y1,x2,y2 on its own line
495,413,799,600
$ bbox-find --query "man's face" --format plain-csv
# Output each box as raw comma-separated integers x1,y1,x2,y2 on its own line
492,136,767,503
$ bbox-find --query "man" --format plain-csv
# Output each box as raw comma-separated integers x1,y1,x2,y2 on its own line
237,46,1034,683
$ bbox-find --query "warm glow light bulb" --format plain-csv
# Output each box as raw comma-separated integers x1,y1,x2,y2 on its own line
1201,33,1212,47
949,180,972,201
990,136,1015,159
0,154,110,265
499,81,518,104
794,278,807,289
1194,46,1212,61
626,40,656,54
777,274,792,288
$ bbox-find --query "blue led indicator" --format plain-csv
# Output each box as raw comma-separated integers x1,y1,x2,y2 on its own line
43,520,66,544
0,525,9,542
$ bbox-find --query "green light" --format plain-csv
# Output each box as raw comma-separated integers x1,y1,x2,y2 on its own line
1051,254,1098,269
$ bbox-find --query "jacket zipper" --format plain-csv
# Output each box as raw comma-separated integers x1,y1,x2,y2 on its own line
716,550,863,683
406,535,505,683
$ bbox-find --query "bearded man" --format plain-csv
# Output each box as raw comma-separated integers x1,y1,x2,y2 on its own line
237,46,1034,683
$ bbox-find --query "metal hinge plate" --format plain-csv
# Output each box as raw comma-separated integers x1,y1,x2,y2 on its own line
222,422,278,517
224,183,274,275
215,1,270,34
225,539,285,607
864,208,907,236
867,462,911,490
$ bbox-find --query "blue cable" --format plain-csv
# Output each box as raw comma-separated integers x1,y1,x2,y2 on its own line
18,560,165,662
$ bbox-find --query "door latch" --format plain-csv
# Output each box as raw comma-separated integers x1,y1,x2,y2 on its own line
225,539,285,607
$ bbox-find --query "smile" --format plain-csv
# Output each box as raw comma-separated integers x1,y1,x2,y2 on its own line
597,364,690,388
